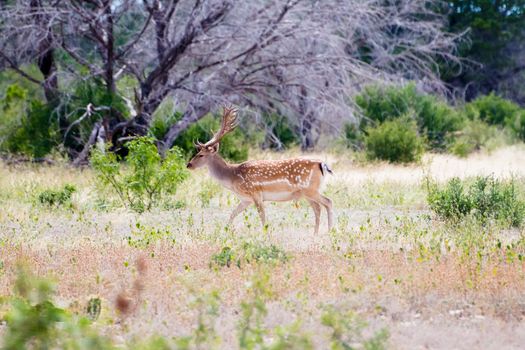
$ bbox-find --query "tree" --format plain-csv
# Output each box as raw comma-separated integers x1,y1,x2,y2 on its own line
0,0,461,158
445,0,525,103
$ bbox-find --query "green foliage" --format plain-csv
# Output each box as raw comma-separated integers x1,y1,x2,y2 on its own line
261,113,299,150
321,305,389,350
210,242,289,269
464,93,525,140
91,137,188,212
152,113,249,162
445,1,525,99
427,176,525,227
0,84,58,158
448,119,513,157
356,84,464,149
364,117,424,163
37,184,76,207
211,246,236,268
2,266,115,350
86,298,101,321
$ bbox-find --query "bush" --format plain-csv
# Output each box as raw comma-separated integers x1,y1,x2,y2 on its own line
356,84,464,149
37,184,76,207
464,93,525,141
151,112,249,162
364,117,424,163
0,84,59,158
427,176,525,227
90,137,188,212
448,119,513,157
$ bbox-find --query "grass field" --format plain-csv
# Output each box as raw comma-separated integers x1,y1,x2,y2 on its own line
1,146,525,349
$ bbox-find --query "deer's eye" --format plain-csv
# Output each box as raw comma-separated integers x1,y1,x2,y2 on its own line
198,155,204,158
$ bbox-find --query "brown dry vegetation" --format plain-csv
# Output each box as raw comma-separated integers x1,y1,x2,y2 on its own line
1,147,525,349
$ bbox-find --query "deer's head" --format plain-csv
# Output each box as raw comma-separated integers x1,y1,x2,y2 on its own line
186,106,238,170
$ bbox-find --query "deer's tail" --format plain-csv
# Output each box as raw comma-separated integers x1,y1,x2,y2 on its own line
319,162,333,176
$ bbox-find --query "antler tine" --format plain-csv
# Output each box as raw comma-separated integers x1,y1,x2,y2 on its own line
203,105,239,147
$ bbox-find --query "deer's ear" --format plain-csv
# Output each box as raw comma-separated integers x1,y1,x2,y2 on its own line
210,144,219,153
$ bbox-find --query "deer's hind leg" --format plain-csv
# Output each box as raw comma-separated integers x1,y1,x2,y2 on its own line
306,199,321,234
305,191,333,232
252,194,266,229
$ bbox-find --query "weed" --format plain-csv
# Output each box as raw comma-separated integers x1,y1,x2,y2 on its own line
37,184,76,207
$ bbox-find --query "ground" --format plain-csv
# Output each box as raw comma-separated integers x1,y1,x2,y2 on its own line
1,146,525,349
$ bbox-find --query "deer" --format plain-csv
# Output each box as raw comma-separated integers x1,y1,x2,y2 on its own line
186,106,333,234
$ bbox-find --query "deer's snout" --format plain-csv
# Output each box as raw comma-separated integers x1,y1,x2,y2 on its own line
186,162,193,169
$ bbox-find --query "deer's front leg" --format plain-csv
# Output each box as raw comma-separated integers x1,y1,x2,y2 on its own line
228,200,251,225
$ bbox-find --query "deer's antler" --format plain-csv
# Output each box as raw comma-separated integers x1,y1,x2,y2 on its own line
202,105,239,147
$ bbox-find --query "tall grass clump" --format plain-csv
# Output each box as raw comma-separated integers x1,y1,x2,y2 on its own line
91,137,188,212
427,176,525,227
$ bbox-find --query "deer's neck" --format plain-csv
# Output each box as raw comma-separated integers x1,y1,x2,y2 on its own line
207,154,235,187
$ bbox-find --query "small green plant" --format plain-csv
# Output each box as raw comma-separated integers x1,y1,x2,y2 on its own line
37,184,76,207
210,242,288,269
211,246,236,268
427,176,525,227
91,137,188,212
364,117,424,163
86,297,102,321
321,305,389,350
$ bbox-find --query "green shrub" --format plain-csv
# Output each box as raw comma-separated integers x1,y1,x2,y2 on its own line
37,184,76,207
91,137,188,212
151,112,249,162
427,176,525,227
0,84,59,158
465,93,525,141
356,84,464,149
364,117,424,163
448,119,513,157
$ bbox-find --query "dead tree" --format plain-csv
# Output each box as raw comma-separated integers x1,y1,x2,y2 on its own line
0,0,463,158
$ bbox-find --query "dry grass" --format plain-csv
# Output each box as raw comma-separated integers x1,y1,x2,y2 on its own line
1,147,525,349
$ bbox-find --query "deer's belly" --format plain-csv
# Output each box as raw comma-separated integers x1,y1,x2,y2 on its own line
262,191,299,202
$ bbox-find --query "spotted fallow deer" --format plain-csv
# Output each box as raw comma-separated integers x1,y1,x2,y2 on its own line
186,106,333,234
